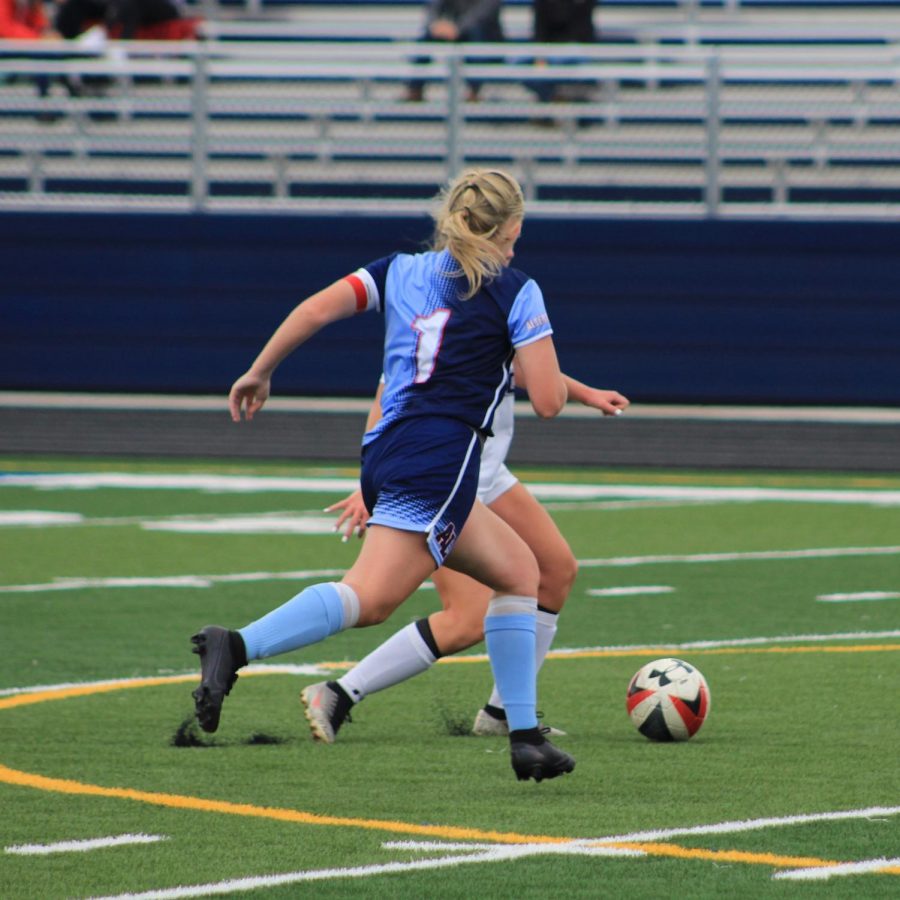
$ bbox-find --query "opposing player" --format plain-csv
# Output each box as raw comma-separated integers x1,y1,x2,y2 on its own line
191,168,576,781
301,373,628,743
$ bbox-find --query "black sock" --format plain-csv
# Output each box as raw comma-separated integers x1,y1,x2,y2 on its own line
484,703,507,721
326,681,355,716
229,630,248,668
415,617,444,659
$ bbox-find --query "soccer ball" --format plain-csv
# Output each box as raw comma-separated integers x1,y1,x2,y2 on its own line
626,657,711,742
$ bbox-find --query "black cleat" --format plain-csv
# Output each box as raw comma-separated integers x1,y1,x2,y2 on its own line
190,626,244,733
510,736,576,783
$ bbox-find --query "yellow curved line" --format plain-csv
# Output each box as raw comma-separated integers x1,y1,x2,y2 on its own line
0,762,567,845
612,841,840,869
616,842,900,876
0,675,197,710
0,760,860,872
0,762,863,873
0,671,289,711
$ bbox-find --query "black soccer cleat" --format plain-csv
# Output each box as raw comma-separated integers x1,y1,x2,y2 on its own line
510,735,576,783
190,625,245,733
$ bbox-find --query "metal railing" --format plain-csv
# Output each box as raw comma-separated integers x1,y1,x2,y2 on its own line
3,38,900,217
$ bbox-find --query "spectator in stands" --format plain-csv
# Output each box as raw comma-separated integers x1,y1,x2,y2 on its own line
47,0,198,102
534,0,595,44
0,0,66,114
0,0,55,38
405,0,504,102
530,0,597,104
54,0,199,41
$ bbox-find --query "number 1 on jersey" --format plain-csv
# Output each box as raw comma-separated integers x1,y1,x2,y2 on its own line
412,308,451,383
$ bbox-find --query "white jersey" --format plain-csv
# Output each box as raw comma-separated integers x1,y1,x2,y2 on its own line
477,389,518,505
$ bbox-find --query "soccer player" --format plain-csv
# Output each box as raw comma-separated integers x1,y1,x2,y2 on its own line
192,168,576,781
303,372,628,742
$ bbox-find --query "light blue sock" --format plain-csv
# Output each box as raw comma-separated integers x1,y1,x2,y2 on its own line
483,603,537,733
239,582,359,660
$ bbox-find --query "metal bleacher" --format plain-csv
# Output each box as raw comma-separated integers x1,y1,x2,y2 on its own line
4,0,900,217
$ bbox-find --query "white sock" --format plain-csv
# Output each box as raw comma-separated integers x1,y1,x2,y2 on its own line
337,622,436,703
486,608,558,712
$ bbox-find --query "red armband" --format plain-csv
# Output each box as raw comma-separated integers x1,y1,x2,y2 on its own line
344,273,368,313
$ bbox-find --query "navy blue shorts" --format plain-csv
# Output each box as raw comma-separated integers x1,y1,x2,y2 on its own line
360,416,483,566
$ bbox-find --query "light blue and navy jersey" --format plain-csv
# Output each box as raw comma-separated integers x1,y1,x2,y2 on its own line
346,248,553,445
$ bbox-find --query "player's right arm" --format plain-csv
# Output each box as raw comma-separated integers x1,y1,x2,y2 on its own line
563,375,630,415
229,278,360,422
514,335,567,418
516,362,630,416
505,276,566,418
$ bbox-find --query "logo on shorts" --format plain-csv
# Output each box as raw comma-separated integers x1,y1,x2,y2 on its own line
434,521,457,557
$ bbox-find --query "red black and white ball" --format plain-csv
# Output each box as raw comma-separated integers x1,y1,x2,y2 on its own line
626,657,711,742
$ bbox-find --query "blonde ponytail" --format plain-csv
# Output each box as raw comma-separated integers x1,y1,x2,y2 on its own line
432,168,525,298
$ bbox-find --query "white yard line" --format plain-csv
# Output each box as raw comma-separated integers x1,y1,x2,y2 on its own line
83,843,642,899
0,473,359,494
579,546,900,567
817,591,900,602
3,472,900,505
0,511,85,526
5,834,165,855
774,856,900,881
590,805,900,846
141,516,339,534
0,510,334,530
542,499,723,511
533,484,900,506
548,630,900,656
1,546,898,595
0,569,347,594
587,586,675,597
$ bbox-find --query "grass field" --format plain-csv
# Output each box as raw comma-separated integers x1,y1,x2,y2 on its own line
1,455,899,898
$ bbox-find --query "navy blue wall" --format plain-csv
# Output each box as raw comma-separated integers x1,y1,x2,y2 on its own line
2,211,898,406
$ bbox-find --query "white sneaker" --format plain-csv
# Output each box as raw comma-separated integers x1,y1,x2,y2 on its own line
472,708,568,737
301,681,351,743
472,707,510,736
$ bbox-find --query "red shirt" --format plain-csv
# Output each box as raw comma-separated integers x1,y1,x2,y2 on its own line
0,0,48,38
